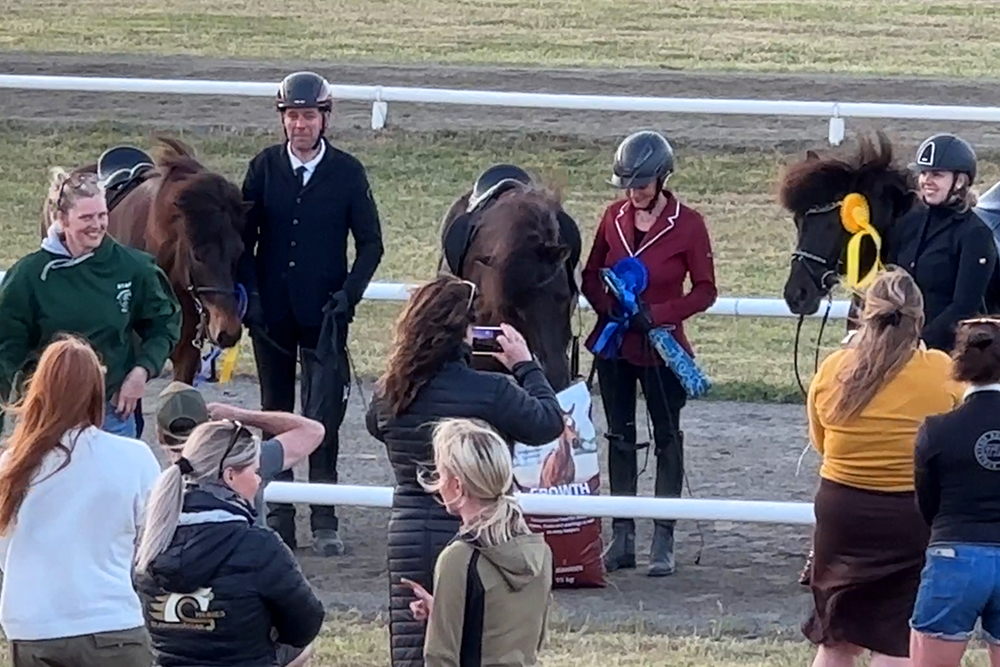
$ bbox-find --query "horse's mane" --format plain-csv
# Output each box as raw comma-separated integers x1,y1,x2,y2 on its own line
477,185,567,306
150,136,246,252
777,131,915,216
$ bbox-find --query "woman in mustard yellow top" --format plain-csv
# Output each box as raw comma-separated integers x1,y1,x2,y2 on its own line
803,267,964,667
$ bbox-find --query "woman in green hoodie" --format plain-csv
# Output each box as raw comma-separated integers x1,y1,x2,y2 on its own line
402,418,553,667
0,168,181,438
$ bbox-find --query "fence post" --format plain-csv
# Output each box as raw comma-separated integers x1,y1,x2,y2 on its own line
828,104,845,146
371,86,388,130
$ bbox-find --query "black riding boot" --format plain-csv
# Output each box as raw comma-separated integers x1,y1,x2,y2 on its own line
648,521,676,577
604,521,636,572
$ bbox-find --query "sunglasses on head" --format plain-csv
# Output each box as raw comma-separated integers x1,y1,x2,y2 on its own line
218,420,251,479
459,279,477,314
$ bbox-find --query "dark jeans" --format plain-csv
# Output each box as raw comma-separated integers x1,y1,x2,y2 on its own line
252,318,349,539
595,356,686,530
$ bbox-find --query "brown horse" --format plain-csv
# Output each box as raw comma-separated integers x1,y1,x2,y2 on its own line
539,405,581,488
439,185,578,392
52,137,248,384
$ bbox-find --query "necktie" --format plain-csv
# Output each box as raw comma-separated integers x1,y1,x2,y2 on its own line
295,166,307,189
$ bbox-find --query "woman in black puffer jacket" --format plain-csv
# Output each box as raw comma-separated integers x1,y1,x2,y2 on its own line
366,274,564,667
134,420,324,667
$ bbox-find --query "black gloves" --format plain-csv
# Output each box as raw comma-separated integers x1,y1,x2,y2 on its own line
325,290,354,324
630,303,654,335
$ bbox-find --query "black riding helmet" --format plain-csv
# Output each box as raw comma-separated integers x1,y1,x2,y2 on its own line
610,131,674,190
467,163,532,212
912,133,977,183
276,71,333,112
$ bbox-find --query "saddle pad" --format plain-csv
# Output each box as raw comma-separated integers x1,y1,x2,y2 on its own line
442,212,476,275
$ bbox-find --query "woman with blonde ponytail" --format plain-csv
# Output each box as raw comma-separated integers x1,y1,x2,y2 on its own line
803,267,965,667
134,420,324,667
401,419,553,667
0,166,181,437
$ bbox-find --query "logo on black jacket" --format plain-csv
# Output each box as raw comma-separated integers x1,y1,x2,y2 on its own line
974,430,1000,471
147,587,226,632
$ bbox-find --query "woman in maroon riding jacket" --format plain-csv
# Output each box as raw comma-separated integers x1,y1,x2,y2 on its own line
581,130,717,578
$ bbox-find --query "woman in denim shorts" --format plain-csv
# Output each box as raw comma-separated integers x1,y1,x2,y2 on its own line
912,317,1000,666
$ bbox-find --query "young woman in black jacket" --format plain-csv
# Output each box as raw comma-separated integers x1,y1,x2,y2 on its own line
893,133,999,352
134,420,324,667
366,274,565,667
911,318,1000,667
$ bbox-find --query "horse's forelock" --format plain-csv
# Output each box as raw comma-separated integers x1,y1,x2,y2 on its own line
175,173,247,246
479,188,565,304
778,131,911,216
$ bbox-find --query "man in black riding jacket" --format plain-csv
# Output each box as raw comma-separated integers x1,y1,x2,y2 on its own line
893,133,1000,351
238,71,384,556
443,163,582,293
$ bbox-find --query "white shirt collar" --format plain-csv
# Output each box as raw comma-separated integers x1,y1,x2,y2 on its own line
964,383,1000,400
286,139,326,177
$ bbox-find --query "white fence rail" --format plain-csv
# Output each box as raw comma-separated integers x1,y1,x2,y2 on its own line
4,74,1000,144
0,271,847,319
363,281,852,319
264,482,817,524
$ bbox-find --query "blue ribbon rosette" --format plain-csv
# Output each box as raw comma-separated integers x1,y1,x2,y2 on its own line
592,257,712,399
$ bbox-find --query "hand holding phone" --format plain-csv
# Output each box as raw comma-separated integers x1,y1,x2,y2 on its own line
492,323,533,369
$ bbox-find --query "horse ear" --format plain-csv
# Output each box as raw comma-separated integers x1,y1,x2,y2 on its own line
806,150,820,161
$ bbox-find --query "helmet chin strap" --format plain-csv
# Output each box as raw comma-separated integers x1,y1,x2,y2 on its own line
638,174,670,212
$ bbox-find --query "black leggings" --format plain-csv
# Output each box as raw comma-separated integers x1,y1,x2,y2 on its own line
595,357,686,529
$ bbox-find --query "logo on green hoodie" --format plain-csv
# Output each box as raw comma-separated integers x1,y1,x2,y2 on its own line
116,281,133,314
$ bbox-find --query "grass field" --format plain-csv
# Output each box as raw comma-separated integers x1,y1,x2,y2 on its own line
7,122,980,400
0,616,997,665
4,0,1000,76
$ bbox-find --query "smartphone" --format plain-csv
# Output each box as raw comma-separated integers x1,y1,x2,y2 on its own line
471,326,504,354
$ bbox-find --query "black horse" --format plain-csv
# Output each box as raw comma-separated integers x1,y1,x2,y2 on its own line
439,185,579,392
780,131,917,318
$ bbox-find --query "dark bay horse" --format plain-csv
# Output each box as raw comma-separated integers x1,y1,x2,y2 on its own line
779,131,917,318
53,137,248,384
440,185,578,392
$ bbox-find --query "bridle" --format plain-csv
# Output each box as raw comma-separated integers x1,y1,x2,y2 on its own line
790,200,843,397
185,261,248,350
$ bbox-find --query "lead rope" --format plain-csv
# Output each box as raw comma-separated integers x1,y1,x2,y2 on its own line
794,295,832,477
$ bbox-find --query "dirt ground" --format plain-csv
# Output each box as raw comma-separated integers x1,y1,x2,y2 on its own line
2,52,1000,151
140,373,817,638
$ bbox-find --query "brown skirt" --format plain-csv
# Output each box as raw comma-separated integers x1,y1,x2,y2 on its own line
803,478,929,658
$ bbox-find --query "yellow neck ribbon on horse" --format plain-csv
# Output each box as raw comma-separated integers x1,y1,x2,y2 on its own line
841,193,883,291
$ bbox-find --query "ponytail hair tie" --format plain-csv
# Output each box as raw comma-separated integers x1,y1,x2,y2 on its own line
176,457,194,475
